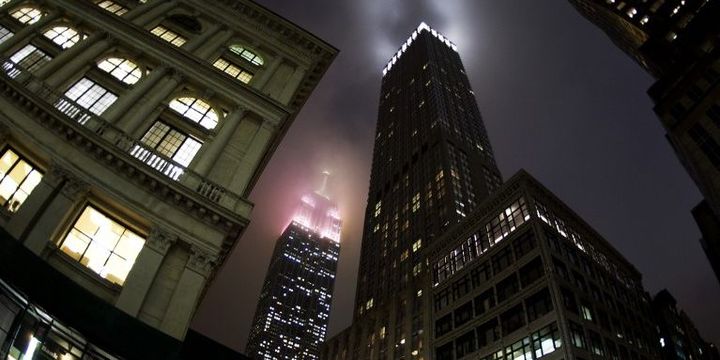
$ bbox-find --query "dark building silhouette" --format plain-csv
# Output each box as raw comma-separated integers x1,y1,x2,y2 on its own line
324,22,503,360
569,0,720,285
247,184,341,360
652,289,718,360
323,22,660,360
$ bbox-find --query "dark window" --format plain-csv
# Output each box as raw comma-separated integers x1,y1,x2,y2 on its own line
476,318,500,349
689,123,720,170
500,304,525,336
707,104,720,124
553,258,569,281
588,330,605,356
519,257,545,288
572,271,587,293
491,246,514,274
496,274,519,303
512,232,536,259
474,288,495,316
525,288,553,323
597,309,611,331
569,321,586,349
455,330,476,358
606,338,620,360
168,14,202,33
561,287,578,314
436,342,454,360
470,261,491,288
453,275,472,300
435,313,453,337
454,301,474,328
435,288,451,311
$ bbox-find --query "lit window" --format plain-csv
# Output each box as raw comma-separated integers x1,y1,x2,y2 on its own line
94,0,128,15
11,7,42,25
140,121,202,167
626,7,637,18
640,15,650,25
8,44,51,73
43,26,83,49
229,45,264,66
58,206,145,286
0,25,13,44
63,78,118,115
0,0,10,6
97,57,142,84
213,58,253,84
150,25,186,47
169,97,218,129
0,148,43,213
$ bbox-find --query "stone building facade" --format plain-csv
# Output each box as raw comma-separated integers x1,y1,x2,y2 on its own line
0,0,336,358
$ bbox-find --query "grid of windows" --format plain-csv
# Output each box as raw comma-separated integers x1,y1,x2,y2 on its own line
0,25,12,44
94,0,128,15
8,44,51,74
58,206,145,286
63,78,118,115
97,57,142,85
11,7,42,24
150,25,186,47
43,26,83,48
140,121,202,167
0,148,42,213
213,58,253,84
169,97,218,129
229,45,263,66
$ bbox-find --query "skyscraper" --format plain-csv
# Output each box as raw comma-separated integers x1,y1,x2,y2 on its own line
569,0,720,285
0,0,336,358
247,174,341,360
324,22,503,360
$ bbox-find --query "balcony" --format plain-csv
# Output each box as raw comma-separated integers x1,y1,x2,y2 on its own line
0,58,252,223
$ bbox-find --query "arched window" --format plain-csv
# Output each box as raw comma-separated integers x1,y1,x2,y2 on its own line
11,7,42,25
229,45,264,66
97,57,143,85
169,97,218,129
43,26,83,48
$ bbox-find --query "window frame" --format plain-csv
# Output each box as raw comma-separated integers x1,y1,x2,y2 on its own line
56,203,147,287
42,24,85,49
10,6,43,25
0,146,44,214
167,96,220,130
228,44,264,66
96,56,145,85
150,24,187,47
93,0,129,16
138,120,203,168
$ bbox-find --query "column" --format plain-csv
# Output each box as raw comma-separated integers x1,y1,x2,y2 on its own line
184,23,221,53
159,245,215,339
116,227,176,317
22,165,89,255
277,65,306,104
33,32,107,80
228,120,276,195
0,12,61,55
44,37,115,88
194,29,234,59
114,72,182,134
122,0,166,21
132,1,178,26
190,107,247,176
101,65,169,124
255,55,283,90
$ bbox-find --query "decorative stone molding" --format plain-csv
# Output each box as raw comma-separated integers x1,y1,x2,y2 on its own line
187,245,218,276
44,162,91,201
146,226,177,253
0,122,11,143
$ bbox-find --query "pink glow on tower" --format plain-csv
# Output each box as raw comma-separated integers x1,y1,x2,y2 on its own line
289,172,342,242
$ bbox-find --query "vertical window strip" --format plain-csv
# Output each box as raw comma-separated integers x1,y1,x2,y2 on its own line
0,148,43,213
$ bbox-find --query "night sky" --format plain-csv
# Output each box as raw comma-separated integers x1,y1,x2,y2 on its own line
193,0,720,351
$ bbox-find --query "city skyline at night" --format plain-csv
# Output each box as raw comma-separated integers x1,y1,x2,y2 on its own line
192,0,720,353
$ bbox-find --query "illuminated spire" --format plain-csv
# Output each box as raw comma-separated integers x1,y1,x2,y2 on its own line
289,171,342,242
382,21,458,76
